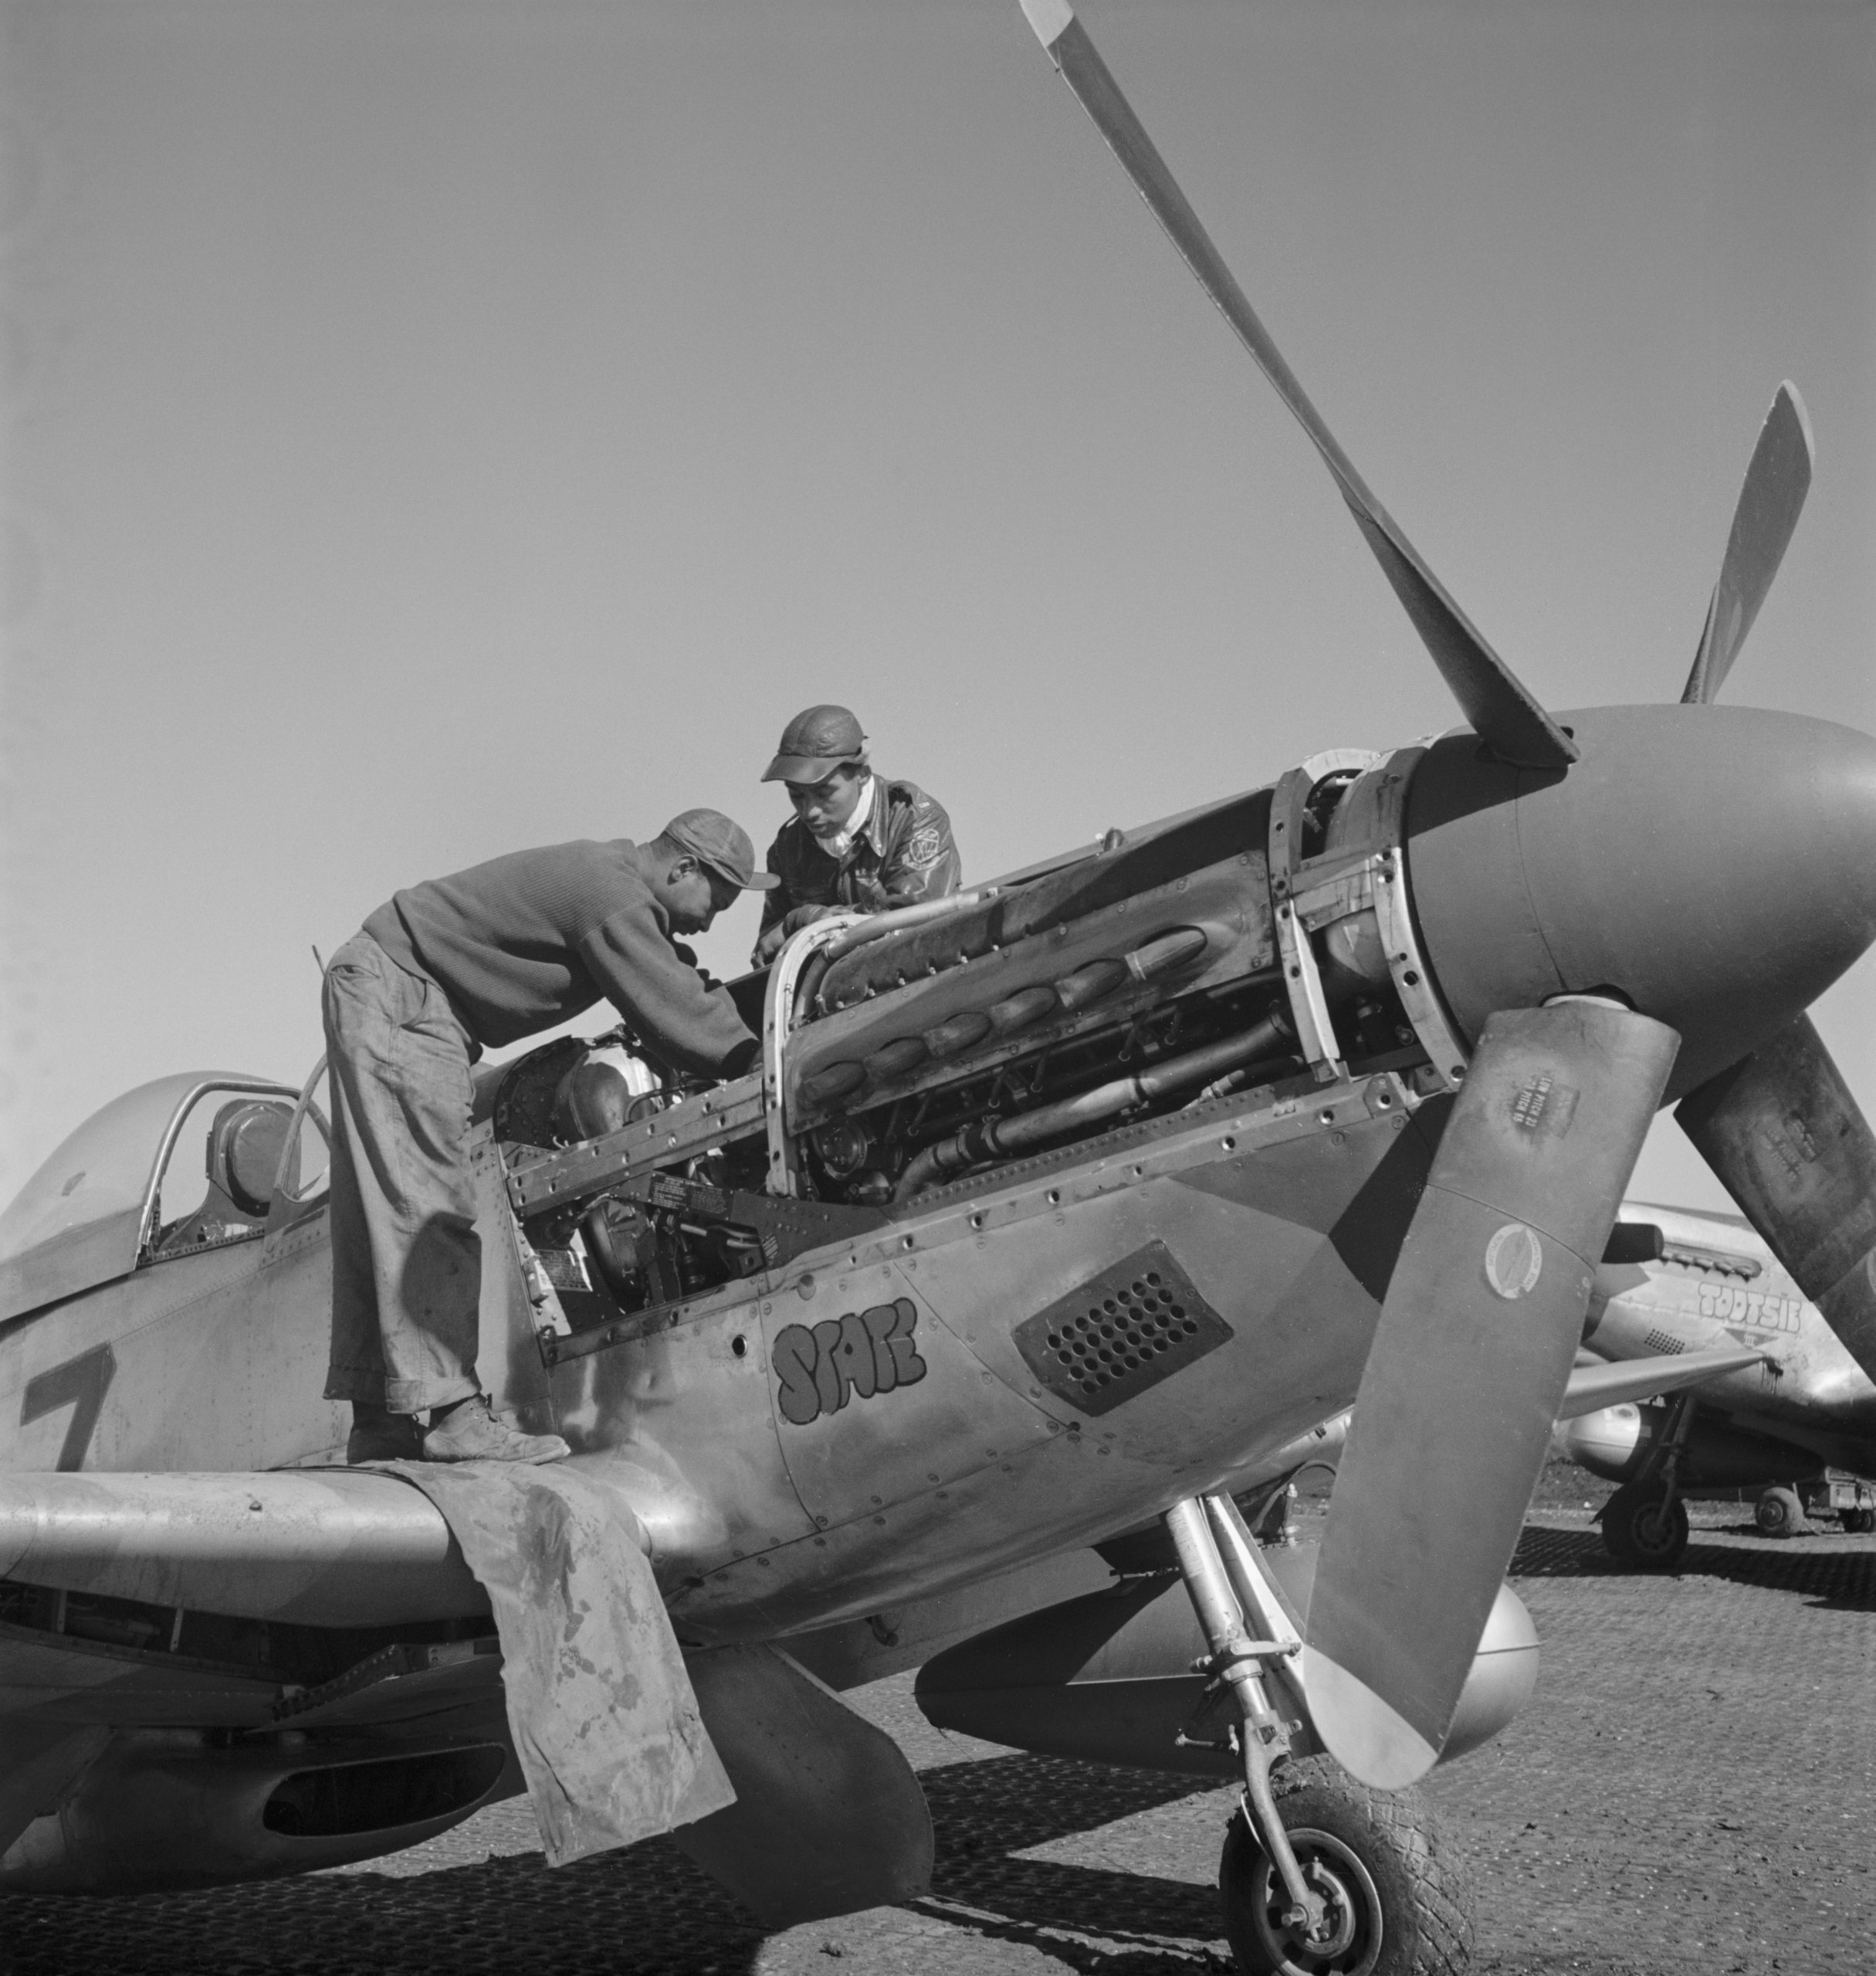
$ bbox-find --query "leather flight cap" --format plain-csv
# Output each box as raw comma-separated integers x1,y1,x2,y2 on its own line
662,810,781,890
762,703,869,784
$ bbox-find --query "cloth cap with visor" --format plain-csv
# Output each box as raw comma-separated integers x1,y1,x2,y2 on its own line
762,704,869,785
660,810,781,891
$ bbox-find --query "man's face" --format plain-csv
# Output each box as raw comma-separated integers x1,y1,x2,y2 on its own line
785,763,866,838
666,862,737,936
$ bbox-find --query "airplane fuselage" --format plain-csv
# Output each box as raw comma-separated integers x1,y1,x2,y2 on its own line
1586,1200,1876,1477
1,1051,1438,1646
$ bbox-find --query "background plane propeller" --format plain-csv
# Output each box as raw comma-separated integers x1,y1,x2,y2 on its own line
1678,1017,1876,1387
1021,0,1876,1786
1664,387,1876,1394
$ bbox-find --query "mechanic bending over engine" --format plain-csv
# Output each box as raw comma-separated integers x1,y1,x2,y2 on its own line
325,811,778,1466
751,703,961,969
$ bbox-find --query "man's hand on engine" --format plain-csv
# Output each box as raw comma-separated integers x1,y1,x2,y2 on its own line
752,905,833,969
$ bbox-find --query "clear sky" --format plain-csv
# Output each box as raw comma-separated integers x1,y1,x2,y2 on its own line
2,0,1872,1214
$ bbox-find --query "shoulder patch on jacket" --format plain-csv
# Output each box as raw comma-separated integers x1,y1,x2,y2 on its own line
904,825,946,868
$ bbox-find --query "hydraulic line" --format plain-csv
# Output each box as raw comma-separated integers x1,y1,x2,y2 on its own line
892,1006,1293,1200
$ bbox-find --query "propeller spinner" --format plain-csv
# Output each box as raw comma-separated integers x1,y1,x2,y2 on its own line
1020,0,1876,1786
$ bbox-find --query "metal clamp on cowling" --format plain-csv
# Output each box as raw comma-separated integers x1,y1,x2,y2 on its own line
1164,1495,1327,1940
1268,753,1375,1084
1272,747,1471,1095
1360,748,1470,1091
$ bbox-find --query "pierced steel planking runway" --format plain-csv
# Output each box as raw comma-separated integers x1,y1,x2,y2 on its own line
4,1513,1871,1976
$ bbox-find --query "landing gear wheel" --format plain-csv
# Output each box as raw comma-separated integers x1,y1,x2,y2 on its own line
1601,1482,1689,1570
1754,1486,1807,1538
1219,1756,1473,1976
1840,1507,1875,1535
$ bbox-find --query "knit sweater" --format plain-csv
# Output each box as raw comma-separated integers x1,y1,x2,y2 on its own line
363,839,757,1074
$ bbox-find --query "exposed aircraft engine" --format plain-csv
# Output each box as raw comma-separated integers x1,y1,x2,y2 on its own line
498,756,1452,1338
487,1030,672,1149
496,700,1876,1406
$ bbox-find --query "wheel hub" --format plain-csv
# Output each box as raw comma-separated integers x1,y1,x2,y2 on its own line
1252,1829,1383,1976
1634,1504,1675,1552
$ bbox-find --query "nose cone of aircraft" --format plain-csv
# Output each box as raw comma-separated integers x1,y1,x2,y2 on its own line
1405,705,1876,1099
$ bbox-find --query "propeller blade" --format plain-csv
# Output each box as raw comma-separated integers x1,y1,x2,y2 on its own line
1677,1013,1876,1382
1681,384,1813,705
1018,0,1577,772
1302,998,1678,1786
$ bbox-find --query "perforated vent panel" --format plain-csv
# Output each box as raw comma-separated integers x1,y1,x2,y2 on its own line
1014,1240,1233,1417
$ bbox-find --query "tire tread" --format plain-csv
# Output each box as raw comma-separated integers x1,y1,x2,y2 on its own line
1221,1754,1473,1976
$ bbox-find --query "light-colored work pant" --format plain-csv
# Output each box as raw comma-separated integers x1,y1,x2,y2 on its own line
322,932,483,1416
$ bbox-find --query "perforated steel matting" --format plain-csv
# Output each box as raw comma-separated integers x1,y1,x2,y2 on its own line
1013,1239,1232,1417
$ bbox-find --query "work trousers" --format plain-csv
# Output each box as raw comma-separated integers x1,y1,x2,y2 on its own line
322,932,483,1415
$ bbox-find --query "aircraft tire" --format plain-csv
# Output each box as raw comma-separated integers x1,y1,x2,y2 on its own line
1754,1486,1807,1538
1601,1483,1689,1571
1219,1755,1474,1976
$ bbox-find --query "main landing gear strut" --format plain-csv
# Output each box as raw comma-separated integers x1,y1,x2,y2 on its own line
1600,1390,1694,1571
1163,1495,1473,1976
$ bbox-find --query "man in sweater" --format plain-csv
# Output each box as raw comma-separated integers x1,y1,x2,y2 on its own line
325,810,776,1464
750,704,961,968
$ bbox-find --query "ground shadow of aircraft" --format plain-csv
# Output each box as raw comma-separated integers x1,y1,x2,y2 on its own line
1505,1525,1876,1617
5,5,1876,1971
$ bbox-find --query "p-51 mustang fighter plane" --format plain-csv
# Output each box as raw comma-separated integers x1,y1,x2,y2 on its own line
1562,1199,1876,1566
7,6,1876,1972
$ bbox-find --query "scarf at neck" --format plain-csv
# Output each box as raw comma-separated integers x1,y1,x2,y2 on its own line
811,773,878,861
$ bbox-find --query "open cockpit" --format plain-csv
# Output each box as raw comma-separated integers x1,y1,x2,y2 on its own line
0,1074,324,1324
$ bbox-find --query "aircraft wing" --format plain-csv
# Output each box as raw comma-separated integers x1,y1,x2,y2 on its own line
0,1467,489,1626
0,1461,928,1924
1556,1345,1769,1420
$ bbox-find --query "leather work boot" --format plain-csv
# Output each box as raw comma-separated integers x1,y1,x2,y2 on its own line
347,1405,423,1464
422,1395,571,1465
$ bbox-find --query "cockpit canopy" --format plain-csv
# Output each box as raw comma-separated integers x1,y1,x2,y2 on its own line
0,1072,303,1325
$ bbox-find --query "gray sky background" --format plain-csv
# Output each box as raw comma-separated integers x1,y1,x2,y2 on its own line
2,0,1871,1213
